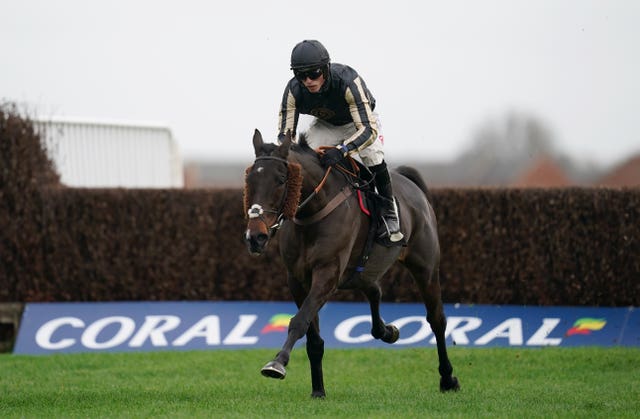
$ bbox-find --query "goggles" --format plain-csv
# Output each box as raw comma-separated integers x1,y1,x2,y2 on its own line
294,68,324,81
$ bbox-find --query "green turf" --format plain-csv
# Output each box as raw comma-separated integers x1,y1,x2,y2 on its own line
1,347,638,418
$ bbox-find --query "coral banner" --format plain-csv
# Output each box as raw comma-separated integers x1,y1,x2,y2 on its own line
14,302,638,354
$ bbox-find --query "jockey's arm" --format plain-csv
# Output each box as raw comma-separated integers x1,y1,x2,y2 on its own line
278,86,299,144
341,77,378,155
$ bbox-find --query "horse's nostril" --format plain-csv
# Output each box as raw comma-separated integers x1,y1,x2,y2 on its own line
256,233,269,245
246,231,269,248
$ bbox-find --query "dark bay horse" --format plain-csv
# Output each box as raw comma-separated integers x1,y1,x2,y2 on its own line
244,129,459,398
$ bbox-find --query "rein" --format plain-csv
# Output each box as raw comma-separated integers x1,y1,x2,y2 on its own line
292,153,363,225
295,165,332,211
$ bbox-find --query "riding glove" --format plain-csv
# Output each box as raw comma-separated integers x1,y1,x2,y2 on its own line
320,146,347,168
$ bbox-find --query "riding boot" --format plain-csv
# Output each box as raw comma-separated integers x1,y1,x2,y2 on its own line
370,161,404,242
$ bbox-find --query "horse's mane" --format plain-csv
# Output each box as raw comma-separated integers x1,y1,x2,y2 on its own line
291,133,316,156
290,133,322,170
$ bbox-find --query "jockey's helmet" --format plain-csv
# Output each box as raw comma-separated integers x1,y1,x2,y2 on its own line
290,40,330,71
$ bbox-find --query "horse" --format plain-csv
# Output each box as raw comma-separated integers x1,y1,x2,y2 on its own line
243,129,459,398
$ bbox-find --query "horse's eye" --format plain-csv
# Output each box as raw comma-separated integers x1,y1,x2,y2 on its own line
277,177,286,185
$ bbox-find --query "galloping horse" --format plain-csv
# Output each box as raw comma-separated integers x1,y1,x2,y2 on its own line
244,129,459,398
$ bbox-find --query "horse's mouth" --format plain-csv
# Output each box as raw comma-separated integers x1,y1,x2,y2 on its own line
245,230,268,256
248,247,264,257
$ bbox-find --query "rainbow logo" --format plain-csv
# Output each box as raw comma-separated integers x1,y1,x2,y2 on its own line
261,313,294,334
566,318,606,336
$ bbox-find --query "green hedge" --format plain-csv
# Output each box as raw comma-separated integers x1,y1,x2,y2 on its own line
1,104,638,306
426,187,639,306
1,104,60,301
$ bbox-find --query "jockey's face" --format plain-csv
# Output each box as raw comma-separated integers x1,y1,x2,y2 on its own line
302,73,325,93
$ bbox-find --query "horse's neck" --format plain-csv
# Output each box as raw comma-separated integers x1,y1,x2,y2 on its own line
295,158,345,217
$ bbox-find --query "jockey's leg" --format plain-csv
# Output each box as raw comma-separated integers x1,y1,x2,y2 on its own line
359,122,404,242
369,161,404,242
304,118,344,149
307,114,402,242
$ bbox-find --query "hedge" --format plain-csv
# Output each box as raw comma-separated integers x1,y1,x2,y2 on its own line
2,104,638,306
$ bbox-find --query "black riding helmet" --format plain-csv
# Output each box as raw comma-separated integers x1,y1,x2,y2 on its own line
290,40,330,71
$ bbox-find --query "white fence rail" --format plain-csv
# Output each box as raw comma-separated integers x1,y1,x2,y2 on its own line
34,117,183,188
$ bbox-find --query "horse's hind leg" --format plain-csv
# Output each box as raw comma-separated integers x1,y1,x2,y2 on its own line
405,262,460,391
362,282,399,344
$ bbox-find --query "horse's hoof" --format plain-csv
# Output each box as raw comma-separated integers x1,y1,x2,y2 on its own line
261,361,286,380
311,390,326,399
440,376,460,392
381,325,400,344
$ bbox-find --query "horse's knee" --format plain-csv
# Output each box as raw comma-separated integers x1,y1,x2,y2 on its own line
288,314,310,338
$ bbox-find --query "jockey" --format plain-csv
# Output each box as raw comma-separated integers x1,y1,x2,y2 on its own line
277,39,404,242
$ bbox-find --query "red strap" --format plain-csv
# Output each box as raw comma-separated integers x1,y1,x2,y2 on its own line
357,190,371,216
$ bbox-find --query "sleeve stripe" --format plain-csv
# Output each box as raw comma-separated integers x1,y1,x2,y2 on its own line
344,77,378,151
278,88,298,140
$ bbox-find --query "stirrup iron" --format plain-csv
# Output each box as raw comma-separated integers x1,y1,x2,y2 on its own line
380,198,404,242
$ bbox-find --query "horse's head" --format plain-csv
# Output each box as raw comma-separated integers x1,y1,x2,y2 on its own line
243,129,302,256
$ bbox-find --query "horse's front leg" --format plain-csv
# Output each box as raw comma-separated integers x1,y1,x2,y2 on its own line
304,314,325,398
261,264,337,394
263,273,326,398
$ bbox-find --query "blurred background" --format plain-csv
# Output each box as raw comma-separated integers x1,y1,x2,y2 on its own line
2,0,639,188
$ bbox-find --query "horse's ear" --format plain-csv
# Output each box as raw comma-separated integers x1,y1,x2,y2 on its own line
277,130,292,159
252,129,264,156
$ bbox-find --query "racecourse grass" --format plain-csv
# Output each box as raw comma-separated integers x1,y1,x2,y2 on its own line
1,347,638,418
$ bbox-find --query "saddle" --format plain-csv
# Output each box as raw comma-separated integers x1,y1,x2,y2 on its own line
335,157,405,242
332,157,406,285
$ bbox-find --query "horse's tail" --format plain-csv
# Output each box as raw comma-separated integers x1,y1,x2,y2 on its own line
395,165,432,202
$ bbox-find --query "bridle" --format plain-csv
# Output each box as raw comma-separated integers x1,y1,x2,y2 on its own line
246,155,291,237
247,152,363,236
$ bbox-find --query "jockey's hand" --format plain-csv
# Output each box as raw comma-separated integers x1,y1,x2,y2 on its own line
320,146,346,168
